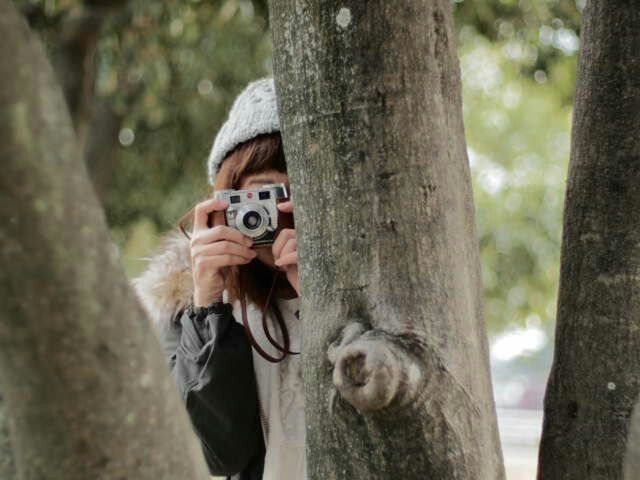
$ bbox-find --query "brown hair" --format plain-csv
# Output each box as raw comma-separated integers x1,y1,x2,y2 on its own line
177,132,295,310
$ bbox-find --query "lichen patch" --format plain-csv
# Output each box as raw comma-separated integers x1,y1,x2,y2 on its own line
336,7,352,29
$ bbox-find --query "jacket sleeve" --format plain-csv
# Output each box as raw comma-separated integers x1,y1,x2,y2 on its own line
159,302,263,476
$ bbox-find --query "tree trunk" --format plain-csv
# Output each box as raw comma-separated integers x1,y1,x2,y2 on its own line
83,98,122,201
49,3,126,150
0,395,16,480
269,1,504,478
49,5,126,200
51,7,105,146
538,2,640,479
0,3,210,479
22,3,126,200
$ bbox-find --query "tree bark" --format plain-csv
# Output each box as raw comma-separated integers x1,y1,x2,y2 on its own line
269,1,504,478
0,3,210,479
538,2,640,479
0,394,16,480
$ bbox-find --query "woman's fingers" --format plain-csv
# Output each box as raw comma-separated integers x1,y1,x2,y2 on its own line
192,240,257,261
272,228,296,260
193,254,254,273
193,198,229,232
276,200,294,213
279,237,297,258
274,236,298,268
191,224,253,248
274,250,298,267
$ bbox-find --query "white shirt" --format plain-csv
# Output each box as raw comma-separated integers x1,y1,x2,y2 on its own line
227,293,306,480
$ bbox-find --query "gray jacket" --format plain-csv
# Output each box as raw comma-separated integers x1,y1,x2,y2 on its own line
133,231,265,479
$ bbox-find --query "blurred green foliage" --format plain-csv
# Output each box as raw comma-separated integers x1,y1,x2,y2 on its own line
460,30,575,332
18,0,583,333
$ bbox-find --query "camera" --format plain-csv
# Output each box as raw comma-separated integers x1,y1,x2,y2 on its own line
213,182,291,247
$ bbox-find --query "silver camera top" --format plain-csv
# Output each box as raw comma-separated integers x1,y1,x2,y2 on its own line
213,182,289,246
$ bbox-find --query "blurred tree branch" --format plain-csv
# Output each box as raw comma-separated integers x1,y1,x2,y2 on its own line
17,0,127,200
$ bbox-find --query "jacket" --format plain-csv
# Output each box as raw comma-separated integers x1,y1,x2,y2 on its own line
132,231,266,479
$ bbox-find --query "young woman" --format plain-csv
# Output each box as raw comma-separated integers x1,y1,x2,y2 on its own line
133,77,305,480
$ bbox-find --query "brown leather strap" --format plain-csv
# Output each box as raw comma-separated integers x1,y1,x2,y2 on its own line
240,292,286,363
269,304,299,355
260,270,299,356
239,270,299,363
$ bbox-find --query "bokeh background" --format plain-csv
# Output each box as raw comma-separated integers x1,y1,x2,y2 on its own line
18,1,584,477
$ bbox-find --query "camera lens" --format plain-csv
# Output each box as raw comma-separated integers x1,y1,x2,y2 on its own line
235,204,269,239
242,211,262,230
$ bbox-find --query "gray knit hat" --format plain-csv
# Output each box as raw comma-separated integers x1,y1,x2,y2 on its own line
207,77,280,185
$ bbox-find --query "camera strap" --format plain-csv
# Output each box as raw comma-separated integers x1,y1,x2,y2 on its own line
239,269,300,363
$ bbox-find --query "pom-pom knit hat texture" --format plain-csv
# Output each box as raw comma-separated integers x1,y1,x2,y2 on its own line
207,77,280,186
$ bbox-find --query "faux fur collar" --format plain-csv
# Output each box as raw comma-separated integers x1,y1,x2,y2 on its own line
131,230,300,331
131,230,194,328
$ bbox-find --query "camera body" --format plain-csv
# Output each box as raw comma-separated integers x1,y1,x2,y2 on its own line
213,182,290,247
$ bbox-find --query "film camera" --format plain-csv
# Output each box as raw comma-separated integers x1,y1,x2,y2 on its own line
213,182,293,247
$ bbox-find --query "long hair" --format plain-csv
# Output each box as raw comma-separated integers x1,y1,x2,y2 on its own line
177,132,295,309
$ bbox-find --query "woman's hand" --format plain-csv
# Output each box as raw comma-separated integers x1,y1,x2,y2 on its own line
190,198,257,306
273,200,300,296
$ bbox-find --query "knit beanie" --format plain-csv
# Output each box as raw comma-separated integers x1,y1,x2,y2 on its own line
207,77,280,186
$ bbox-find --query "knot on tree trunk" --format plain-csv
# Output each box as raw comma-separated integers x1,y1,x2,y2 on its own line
327,323,424,412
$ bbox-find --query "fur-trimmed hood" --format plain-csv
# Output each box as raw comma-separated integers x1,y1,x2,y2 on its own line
131,230,195,328
131,229,301,351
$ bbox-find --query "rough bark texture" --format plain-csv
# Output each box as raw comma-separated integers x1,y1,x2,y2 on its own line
0,394,16,480
538,2,640,479
0,3,210,479
269,1,504,478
